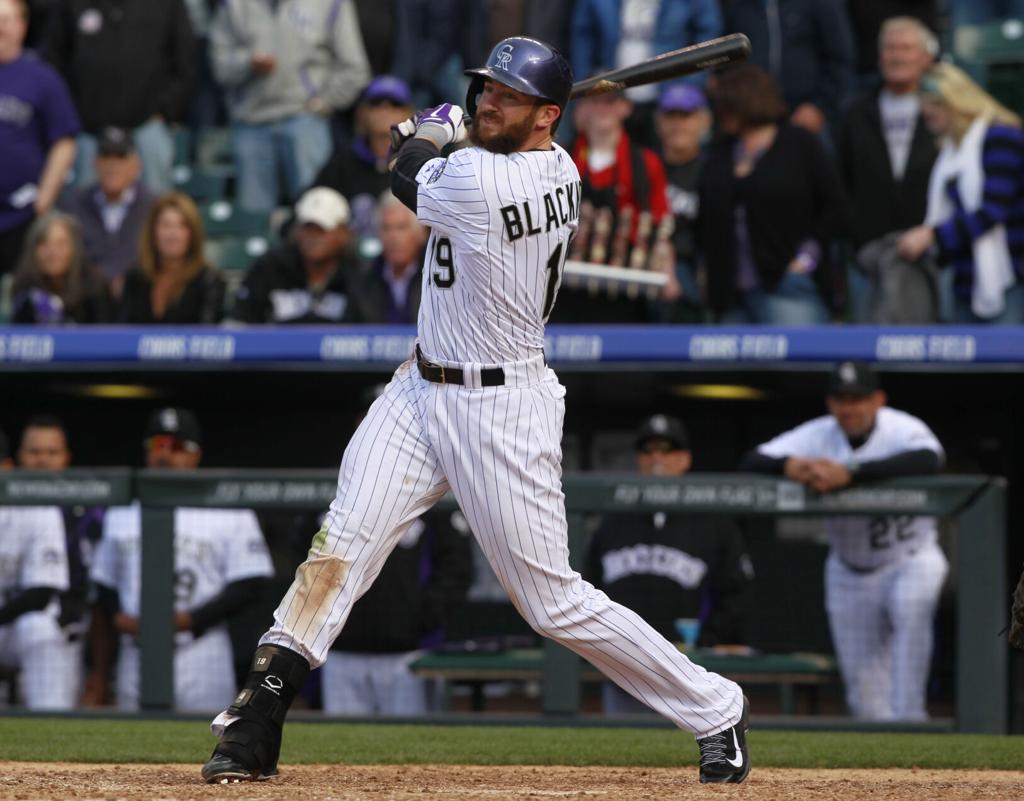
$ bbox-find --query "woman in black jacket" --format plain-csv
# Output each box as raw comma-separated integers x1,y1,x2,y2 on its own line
698,65,846,323
11,211,113,324
118,192,224,324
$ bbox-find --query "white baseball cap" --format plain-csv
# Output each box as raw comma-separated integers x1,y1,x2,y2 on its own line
295,187,350,230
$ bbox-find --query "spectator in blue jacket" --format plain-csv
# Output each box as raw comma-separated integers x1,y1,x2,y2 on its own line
897,63,1024,324
725,0,855,137
571,0,721,148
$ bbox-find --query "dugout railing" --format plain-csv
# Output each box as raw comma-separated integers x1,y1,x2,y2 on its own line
0,469,1008,734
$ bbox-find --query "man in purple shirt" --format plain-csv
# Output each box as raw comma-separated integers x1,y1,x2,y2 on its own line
0,0,78,275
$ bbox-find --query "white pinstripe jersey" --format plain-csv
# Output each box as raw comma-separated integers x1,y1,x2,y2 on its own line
92,502,273,620
756,407,945,570
414,143,582,364
0,507,69,600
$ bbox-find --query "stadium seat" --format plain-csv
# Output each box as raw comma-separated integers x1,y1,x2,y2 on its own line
199,201,270,239
205,236,272,316
172,164,230,203
172,127,193,167
196,127,234,168
954,20,1024,114
205,235,271,273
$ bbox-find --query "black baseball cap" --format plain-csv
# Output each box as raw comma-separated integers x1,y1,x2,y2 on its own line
827,361,880,397
97,126,136,157
634,414,690,451
144,407,202,447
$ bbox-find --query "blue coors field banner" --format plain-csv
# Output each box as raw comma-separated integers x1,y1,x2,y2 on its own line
0,326,1020,365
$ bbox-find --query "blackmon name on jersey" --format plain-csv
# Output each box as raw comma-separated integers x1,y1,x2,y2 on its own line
500,180,582,241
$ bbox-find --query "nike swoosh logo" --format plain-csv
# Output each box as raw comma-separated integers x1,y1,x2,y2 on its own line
726,728,744,768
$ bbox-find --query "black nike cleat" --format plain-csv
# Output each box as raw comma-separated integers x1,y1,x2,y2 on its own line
201,752,277,784
201,717,282,784
201,645,309,784
696,696,750,784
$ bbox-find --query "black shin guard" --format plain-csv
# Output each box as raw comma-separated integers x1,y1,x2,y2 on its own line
214,645,310,774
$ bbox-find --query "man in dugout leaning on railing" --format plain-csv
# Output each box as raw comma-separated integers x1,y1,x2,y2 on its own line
740,361,947,721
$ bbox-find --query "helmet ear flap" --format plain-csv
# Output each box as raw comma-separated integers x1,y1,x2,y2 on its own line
466,76,485,117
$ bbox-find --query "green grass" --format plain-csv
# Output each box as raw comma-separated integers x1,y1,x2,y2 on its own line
0,719,1021,770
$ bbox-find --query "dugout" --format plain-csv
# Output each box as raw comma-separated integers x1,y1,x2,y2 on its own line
0,324,1021,731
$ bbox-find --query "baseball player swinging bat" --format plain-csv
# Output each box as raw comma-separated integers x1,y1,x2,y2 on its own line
391,34,751,152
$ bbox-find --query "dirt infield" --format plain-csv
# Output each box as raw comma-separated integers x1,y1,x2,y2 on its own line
1,763,1022,801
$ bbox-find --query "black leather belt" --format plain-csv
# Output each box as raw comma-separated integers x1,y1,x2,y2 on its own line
841,548,919,575
840,560,882,575
416,345,505,386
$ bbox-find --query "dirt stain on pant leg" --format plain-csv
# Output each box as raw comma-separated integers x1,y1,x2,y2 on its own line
279,553,351,645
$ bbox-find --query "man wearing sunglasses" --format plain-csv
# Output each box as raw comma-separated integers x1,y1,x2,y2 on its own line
586,414,755,715
88,408,274,710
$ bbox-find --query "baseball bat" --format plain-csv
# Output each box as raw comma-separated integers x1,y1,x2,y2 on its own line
569,33,751,99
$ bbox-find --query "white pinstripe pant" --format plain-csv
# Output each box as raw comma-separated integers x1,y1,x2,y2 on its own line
262,358,743,737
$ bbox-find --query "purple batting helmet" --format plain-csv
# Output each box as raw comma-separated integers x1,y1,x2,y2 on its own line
464,36,573,124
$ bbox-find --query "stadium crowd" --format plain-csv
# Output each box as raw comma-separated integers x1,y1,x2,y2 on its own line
1,0,1023,325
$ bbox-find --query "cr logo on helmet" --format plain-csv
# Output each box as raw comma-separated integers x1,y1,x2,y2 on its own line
494,44,515,70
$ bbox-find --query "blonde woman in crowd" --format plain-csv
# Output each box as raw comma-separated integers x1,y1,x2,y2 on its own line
117,193,225,324
11,211,112,324
897,62,1024,323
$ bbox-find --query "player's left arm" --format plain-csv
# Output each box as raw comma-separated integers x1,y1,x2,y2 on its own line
391,105,487,236
848,416,945,483
0,587,60,625
847,449,942,483
0,507,69,624
739,427,819,480
180,511,273,636
809,417,944,492
179,576,270,636
392,138,444,213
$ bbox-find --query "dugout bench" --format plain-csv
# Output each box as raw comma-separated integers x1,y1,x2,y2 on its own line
410,648,837,715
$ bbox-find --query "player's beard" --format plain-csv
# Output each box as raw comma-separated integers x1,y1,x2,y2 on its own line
470,106,542,154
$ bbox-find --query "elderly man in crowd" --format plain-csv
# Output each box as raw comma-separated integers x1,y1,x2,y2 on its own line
837,16,939,321
60,127,155,291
